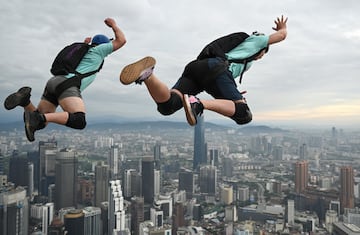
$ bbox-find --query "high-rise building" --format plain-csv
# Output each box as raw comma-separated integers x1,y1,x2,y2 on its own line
154,169,161,198
273,146,283,161
54,148,78,210
0,149,3,175
39,140,57,196
78,178,94,206
325,210,338,234
64,209,84,235
30,202,54,235
83,207,101,235
178,168,194,199
199,165,217,195
131,197,144,235
109,180,128,234
8,155,34,198
287,200,295,225
109,145,120,179
295,161,308,194
142,157,155,204
172,202,185,233
150,207,164,228
124,169,142,199
299,143,308,160
8,156,28,187
220,185,233,205
209,148,219,166
100,202,109,235
153,143,161,170
340,166,355,214
27,151,40,192
193,115,207,171
225,205,237,222
95,162,109,207
222,157,233,178
238,186,249,202
0,186,29,235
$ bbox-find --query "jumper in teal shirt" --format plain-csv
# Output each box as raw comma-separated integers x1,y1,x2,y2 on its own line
225,35,269,79
66,42,114,91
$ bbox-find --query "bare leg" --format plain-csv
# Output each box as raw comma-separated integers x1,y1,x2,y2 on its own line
201,99,236,117
36,97,85,126
143,74,172,103
23,102,37,112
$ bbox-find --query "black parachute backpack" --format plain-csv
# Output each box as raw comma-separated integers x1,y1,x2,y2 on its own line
50,42,103,97
197,32,250,61
197,32,268,83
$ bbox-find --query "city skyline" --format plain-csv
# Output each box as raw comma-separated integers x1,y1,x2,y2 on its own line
1,1,360,128
1,119,360,234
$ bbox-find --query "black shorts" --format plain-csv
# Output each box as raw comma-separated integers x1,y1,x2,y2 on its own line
172,57,243,100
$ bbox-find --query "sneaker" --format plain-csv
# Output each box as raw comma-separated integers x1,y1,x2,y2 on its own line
24,111,46,142
4,87,32,110
120,56,156,85
183,94,204,126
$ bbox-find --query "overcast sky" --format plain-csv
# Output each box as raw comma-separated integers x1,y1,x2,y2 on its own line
1,0,359,129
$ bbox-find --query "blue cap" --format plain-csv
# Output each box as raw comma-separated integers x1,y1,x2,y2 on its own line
91,34,110,45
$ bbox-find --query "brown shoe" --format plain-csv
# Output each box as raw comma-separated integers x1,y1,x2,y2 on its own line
4,87,31,110
120,56,156,85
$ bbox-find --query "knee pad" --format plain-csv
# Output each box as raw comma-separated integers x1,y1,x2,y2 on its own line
66,112,86,129
157,92,183,116
231,102,252,125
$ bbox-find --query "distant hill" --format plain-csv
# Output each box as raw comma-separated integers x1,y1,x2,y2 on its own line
0,120,287,134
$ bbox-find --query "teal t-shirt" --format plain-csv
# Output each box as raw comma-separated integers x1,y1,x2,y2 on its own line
225,34,269,79
66,42,114,91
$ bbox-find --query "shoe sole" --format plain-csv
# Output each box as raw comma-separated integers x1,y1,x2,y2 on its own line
183,94,197,126
4,87,31,110
24,111,35,142
120,56,156,85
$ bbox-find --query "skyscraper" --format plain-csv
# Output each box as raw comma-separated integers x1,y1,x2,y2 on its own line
287,199,295,225
193,115,207,171
124,169,142,199
39,140,57,196
0,186,29,235
8,156,28,187
0,149,4,174
64,209,84,235
109,145,120,179
178,168,194,199
299,143,308,160
55,148,78,210
209,148,219,166
95,162,109,207
142,157,154,204
153,143,161,170
295,161,308,194
131,197,144,235
83,207,101,235
154,169,161,198
222,157,233,178
340,166,355,214
172,202,185,234
109,180,127,234
199,165,217,195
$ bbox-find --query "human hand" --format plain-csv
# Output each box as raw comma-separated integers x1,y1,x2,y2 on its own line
104,18,116,28
83,37,92,44
272,15,288,31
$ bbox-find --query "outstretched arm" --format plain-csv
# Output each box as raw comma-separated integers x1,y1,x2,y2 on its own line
268,15,288,45
104,17,127,51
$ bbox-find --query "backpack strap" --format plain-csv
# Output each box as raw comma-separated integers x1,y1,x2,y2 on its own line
54,60,104,98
